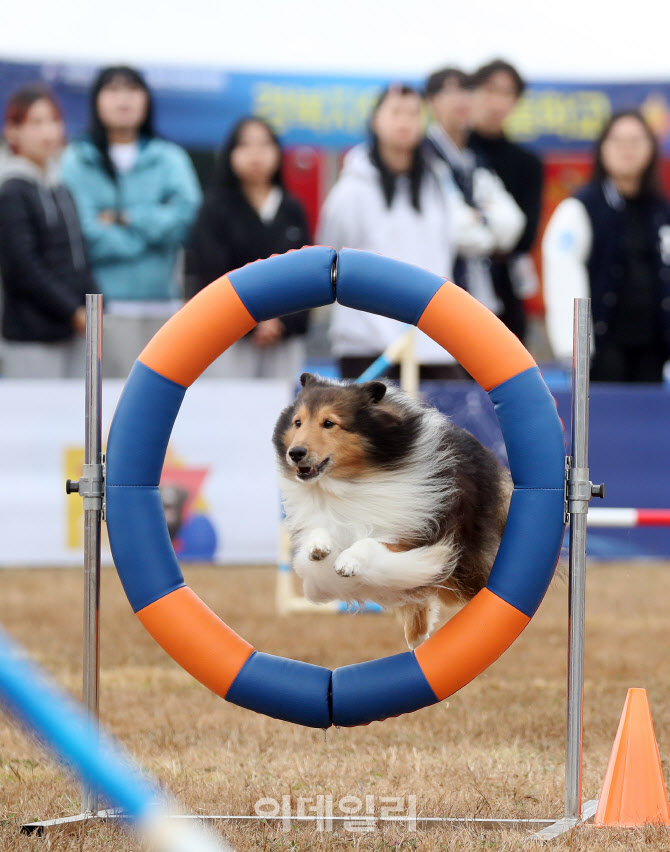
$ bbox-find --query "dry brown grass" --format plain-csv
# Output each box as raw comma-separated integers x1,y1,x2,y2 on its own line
1,561,670,850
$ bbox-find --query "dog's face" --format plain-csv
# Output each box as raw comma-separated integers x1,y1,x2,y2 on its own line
273,373,388,484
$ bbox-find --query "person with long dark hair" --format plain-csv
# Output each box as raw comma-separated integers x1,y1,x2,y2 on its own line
0,84,95,378
316,84,459,380
61,65,201,377
186,116,311,379
543,110,670,382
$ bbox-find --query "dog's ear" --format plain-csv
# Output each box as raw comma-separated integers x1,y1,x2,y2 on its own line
300,372,317,388
362,381,387,404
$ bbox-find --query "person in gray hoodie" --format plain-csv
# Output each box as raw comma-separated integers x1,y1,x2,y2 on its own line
0,84,95,378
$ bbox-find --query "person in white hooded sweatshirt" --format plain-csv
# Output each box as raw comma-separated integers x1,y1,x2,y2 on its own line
317,84,463,380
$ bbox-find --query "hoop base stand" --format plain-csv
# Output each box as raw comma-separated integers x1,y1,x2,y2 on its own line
22,808,123,837
21,810,562,835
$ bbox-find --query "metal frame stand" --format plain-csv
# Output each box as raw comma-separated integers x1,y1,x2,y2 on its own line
79,294,104,815
532,298,604,840
22,294,107,834
23,298,604,841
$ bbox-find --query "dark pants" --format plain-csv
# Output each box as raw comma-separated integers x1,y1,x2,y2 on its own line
591,341,666,383
492,263,526,344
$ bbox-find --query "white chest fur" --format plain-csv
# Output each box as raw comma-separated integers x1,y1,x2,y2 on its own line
278,450,457,607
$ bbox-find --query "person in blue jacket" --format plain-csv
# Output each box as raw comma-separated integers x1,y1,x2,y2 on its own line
61,65,201,377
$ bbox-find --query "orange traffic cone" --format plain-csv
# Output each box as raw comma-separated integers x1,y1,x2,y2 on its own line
594,688,670,827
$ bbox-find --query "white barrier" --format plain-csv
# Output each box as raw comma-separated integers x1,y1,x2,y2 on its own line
0,379,290,567
587,508,670,527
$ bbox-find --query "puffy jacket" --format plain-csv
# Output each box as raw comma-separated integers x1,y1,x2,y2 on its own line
316,143,456,364
0,156,96,343
186,184,311,337
61,137,201,301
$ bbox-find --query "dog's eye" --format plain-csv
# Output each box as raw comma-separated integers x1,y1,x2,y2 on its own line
294,419,301,428
323,419,335,429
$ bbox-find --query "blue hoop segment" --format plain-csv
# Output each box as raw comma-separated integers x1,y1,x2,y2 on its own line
105,247,565,728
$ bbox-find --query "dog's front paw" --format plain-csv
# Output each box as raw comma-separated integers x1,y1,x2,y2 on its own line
309,544,331,561
334,538,379,577
304,529,332,561
334,552,361,576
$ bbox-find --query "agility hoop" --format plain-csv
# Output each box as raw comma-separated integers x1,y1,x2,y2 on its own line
105,247,565,729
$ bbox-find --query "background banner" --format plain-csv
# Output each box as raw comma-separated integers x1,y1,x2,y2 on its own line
425,382,670,560
1,378,668,567
1,59,670,153
0,379,291,567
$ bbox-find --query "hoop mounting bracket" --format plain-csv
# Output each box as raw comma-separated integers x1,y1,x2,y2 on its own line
66,454,106,518
564,455,605,524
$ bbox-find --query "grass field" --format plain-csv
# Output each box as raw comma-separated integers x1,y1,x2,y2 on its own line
1,561,670,851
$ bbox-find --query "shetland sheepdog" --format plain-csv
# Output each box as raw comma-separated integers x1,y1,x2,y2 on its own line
273,373,513,649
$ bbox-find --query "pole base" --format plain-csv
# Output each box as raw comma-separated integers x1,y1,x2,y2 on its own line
21,808,125,836
530,799,598,842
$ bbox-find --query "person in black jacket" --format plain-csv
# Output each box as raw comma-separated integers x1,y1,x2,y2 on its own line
187,117,311,379
423,66,525,316
469,59,543,344
0,84,95,378
543,110,670,382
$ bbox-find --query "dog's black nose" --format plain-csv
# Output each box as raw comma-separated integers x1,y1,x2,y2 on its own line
288,446,307,463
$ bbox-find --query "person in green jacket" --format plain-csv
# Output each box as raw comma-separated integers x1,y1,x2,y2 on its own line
61,65,201,377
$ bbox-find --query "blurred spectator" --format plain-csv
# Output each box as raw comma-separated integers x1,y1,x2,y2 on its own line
469,59,543,343
317,84,460,380
186,117,311,379
61,66,201,378
543,110,670,382
424,66,525,315
0,84,95,378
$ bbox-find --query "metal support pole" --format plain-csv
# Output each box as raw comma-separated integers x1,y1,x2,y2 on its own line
82,294,103,814
66,294,104,815
564,298,605,820
533,298,604,843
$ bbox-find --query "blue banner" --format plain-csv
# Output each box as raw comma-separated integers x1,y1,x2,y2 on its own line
1,59,670,153
424,381,670,560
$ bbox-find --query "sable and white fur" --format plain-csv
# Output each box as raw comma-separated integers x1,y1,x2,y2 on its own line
273,373,513,648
